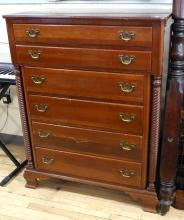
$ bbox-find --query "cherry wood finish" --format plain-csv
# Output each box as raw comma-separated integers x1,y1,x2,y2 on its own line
16,45,152,71
13,24,153,48
36,147,142,188
23,67,145,104
32,122,143,162
4,11,171,214
28,95,144,135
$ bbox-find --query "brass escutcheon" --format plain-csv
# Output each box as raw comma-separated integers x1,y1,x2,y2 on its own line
119,55,136,65
30,75,46,85
26,29,40,38
120,142,136,151
42,156,54,165
34,104,48,113
38,131,51,138
119,113,136,123
119,169,135,178
118,82,136,93
28,50,42,59
118,31,136,42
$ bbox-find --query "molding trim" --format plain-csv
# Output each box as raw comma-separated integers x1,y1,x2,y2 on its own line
148,76,162,192
14,66,34,169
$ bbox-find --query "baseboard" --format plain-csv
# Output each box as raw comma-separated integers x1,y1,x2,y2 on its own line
0,133,23,146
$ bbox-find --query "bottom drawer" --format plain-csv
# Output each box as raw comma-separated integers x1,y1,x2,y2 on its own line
35,147,142,188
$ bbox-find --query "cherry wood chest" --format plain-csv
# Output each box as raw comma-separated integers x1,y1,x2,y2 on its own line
4,11,171,213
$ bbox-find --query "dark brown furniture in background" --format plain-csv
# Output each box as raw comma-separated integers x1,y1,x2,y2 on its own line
159,0,184,215
174,130,184,210
4,9,171,213
173,0,184,210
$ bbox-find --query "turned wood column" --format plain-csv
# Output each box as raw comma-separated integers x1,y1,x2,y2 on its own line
148,76,162,192
159,0,184,215
14,66,33,169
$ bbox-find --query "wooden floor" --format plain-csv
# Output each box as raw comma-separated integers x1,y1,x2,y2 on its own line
0,145,184,220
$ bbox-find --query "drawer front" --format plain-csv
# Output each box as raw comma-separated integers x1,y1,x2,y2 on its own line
23,67,145,104
16,45,152,71
35,147,142,188
32,122,143,162
29,95,143,135
13,24,152,48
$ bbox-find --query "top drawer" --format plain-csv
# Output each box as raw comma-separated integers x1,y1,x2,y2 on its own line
13,24,153,48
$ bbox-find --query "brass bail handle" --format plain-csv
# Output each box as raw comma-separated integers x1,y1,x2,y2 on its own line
120,142,136,151
30,75,46,85
119,31,136,42
42,156,54,165
26,29,40,38
119,113,136,123
119,55,135,65
28,50,42,59
38,131,51,138
34,104,48,113
119,169,135,178
118,82,136,93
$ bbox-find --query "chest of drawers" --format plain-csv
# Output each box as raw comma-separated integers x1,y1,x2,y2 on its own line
4,11,171,213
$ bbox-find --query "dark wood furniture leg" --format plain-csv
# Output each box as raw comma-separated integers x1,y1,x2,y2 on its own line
173,106,184,209
159,0,184,215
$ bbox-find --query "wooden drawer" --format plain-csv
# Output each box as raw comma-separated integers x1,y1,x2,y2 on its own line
32,122,144,162
29,95,143,135
35,147,142,188
13,24,152,48
16,45,152,71
23,67,145,104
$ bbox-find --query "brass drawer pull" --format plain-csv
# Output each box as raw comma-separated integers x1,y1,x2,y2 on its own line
119,31,136,42
119,113,136,123
31,75,46,85
118,82,136,93
119,169,135,178
42,156,54,165
26,29,40,38
119,55,135,65
120,142,136,151
34,104,48,113
38,131,51,138
28,50,42,59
